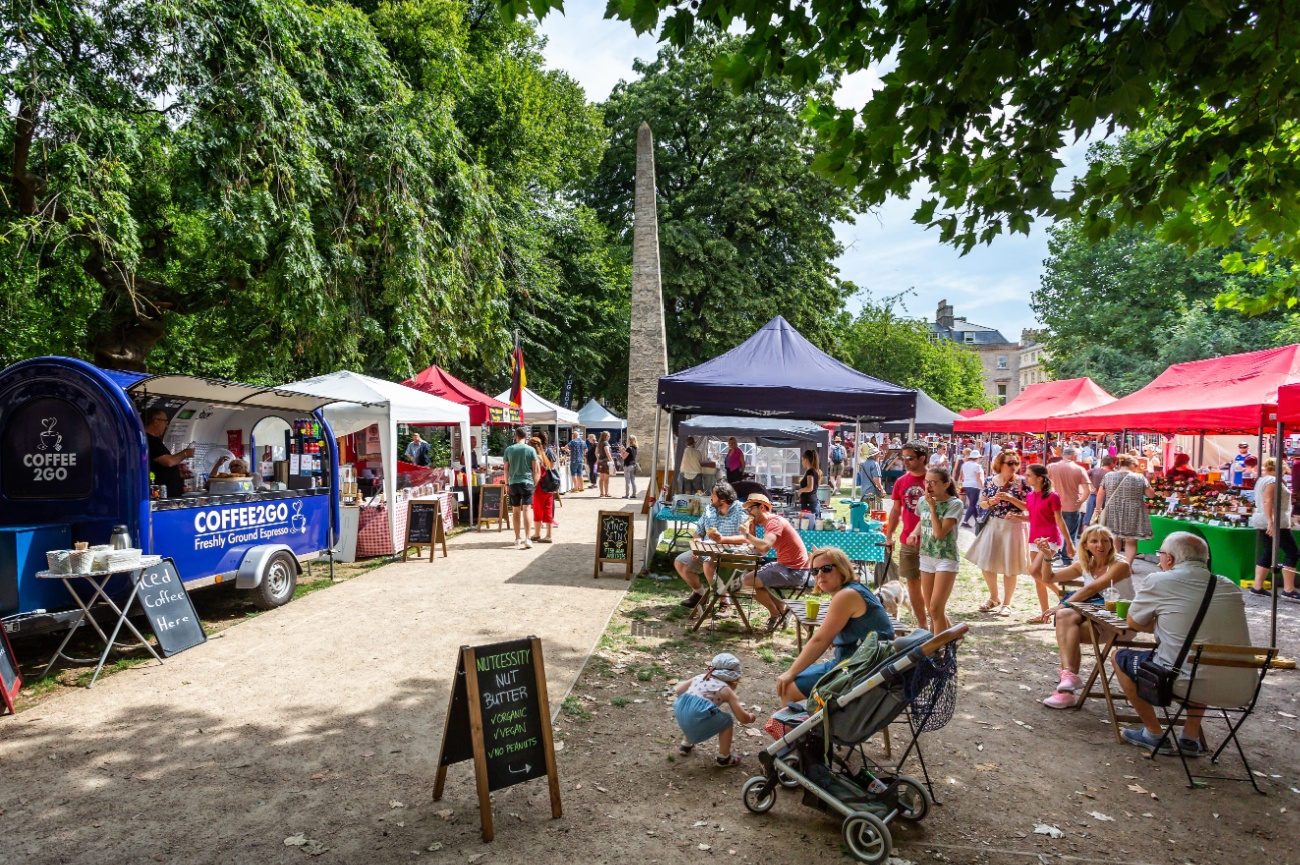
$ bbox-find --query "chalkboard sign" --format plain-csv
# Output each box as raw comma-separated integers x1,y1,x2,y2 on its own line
133,559,207,657
0,625,20,716
434,636,562,842
404,498,447,562
478,484,506,531
594,510,634,579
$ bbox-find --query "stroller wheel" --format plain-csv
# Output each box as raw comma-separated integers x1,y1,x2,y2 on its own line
741,775,777,814
842,811,891,864
775,753,801,789
893,775,931,822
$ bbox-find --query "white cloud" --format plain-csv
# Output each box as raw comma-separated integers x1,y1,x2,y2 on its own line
536,3,660,101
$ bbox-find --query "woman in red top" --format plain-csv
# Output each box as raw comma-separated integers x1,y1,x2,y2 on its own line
1024,464,1075,623
1165,452,1198,482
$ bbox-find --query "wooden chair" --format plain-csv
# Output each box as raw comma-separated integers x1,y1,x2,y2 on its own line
1151,642,1277,793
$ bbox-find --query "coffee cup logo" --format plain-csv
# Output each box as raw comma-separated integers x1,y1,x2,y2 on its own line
291,500,308,534
38,417,63,452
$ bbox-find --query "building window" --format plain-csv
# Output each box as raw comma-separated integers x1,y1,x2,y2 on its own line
964,333,975,344
997,354,1008,369
997,384,1008,405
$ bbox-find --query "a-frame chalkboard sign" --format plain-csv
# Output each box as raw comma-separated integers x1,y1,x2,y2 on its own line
1,624,22,716
594,510,633,579
477,484,507,532
433,637,562,841
404,497,447,563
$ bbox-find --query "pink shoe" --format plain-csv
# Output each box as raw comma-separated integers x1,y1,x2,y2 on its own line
1056,670,1083,693
1042,691,1078,710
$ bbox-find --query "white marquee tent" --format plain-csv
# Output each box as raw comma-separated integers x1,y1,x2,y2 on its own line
283,371,472,552
493,387,579,426
577,398,626,433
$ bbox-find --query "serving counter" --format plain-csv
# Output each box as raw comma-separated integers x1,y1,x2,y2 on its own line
1136,514,1263,585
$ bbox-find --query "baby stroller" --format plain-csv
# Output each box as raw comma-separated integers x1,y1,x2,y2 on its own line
742,624,967,864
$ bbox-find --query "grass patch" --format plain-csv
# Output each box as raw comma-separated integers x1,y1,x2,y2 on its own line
755,645,777,663
561,695,591,720
610,696,629,707
630,662,666,682
75,656,151,687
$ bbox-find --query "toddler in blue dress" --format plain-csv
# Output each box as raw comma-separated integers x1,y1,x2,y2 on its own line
673,653,757,766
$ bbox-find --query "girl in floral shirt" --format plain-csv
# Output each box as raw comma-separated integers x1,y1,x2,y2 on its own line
907,468,965,633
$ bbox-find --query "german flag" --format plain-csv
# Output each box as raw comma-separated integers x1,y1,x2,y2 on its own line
509,338,526,408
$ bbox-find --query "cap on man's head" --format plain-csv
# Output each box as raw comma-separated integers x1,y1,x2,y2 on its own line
744,493,772,510
1239,442,1250,448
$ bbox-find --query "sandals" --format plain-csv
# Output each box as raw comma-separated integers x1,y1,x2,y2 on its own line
978,598,999,613
679,740,695,755
996,605,1013,617
765,610,789,635
538,537,553,544
1025,611,1053,625
715,753,741,767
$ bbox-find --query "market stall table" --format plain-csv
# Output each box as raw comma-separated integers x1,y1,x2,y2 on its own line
1068,602,1176,744
37,557,165,687
650,503,702,555
1136,515,1258,586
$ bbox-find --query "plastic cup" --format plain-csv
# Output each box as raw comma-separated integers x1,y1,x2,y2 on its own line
805,599,821,620
1114,600,1131,618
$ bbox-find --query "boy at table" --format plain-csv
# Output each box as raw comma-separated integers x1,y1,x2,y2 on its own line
738,493,811,634
1113,531,1252,755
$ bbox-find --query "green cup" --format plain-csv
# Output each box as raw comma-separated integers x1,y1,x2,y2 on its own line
1114,599,1131,619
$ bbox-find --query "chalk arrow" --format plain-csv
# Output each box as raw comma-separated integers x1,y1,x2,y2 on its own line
508,763,531,775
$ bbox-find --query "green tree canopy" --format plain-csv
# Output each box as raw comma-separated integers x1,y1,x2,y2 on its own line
587,32,859,371
2,0,505,375
1032,219,1299,396
516,1,1300,313
834,292,993,412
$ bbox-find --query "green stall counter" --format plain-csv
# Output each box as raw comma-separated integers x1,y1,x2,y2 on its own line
1136,515,1262,585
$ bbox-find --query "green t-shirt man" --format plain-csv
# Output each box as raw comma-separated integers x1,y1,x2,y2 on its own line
504,440,537,486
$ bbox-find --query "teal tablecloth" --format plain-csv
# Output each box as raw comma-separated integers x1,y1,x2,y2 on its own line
798,529,887,563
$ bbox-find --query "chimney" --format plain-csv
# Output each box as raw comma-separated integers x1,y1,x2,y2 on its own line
936,300,954,330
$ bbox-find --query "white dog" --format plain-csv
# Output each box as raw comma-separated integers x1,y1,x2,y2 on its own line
874,580,913,623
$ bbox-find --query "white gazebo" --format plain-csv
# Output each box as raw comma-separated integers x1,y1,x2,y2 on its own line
283,371,472,552
577,398,626,436
494,386,579,427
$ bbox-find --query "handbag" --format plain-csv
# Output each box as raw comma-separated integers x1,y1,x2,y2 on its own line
539,449,561,493
1135,570,1217,707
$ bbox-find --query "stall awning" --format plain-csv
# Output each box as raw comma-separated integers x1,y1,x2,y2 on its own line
1278,382,1300,425
283,371,470,437
1048,345,1300,433
865,390,962,435
953,378,1115,433
494,387,579,425
403,365,522,426
577,398,625,429
657,315,916,421
117,373,358,413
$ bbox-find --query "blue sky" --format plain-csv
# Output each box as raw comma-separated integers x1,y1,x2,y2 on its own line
537,3,1097,340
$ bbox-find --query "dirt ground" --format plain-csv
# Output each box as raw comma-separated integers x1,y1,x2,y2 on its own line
2,498,1298,865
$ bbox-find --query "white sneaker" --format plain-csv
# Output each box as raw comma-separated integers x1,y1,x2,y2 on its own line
524,538,534,549
515,538,525,549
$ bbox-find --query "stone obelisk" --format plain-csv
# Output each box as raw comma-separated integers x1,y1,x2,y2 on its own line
627,122,669,477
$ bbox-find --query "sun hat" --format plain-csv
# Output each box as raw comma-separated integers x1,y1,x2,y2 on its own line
862,442,880,457
834,436,842,442
744,493,772,510
707,653,743,683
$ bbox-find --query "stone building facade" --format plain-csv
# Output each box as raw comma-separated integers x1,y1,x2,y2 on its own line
929,300,1021,406
1018,330,1050,390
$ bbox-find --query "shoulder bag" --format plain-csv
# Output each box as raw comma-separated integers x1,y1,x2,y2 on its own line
539,448,561,493
1135,572,1217,707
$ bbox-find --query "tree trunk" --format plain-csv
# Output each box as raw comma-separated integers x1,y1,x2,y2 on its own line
82,248,171,371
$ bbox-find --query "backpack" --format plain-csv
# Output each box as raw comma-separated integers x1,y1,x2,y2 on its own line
807,633,896,757
831,445,845,464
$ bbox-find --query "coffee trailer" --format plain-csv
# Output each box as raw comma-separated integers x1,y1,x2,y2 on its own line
0,356,348,636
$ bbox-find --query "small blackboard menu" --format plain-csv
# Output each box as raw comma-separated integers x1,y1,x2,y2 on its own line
133,559,207,657
404,498,447,562
594,510,633,579
0,625,20,716
434,636,562,842
478,484,506,531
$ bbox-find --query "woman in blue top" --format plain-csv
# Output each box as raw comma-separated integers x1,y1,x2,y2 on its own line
776,547,895,703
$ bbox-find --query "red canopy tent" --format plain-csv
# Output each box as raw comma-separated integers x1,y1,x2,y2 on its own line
957,408,985,418
1278,381,1300,424
953,377,1116,433
1047,344,1300,433
403,365,523,427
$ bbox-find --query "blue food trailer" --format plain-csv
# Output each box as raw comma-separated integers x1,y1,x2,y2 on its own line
0,356,348,636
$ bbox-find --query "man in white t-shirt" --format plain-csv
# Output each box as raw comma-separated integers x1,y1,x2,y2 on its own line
958,451,984,527
1113,532,1252,756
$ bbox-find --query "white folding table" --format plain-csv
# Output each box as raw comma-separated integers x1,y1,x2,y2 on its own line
36,556,165,687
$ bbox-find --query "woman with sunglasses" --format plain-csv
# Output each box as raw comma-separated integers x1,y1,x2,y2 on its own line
963,449,1031,617
775,547,894,704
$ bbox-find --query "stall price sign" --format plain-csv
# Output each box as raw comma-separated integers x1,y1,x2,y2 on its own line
478,484,506,532
433,637,562,842
404,498,447,562
0,624,21,716
133,559,207,657
594,511,634,580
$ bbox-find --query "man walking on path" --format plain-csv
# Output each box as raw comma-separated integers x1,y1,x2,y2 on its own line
504,427,538,549
568,434,587,492
885,441,930,631
829,436,847,493
1047,446,1090,564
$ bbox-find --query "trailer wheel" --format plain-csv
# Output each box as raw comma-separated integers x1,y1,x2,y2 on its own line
251,551,298,610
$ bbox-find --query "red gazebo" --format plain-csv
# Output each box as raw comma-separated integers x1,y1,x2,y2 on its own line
403,365,522,427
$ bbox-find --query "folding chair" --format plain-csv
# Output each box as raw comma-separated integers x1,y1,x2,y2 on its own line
1151,642,1277,793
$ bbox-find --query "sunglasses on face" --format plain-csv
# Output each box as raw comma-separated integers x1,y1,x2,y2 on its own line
810,564,838,575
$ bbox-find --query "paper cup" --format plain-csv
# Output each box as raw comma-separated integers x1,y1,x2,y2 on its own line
1114,600,1131,618
45,550,71,574
805,599,821,620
